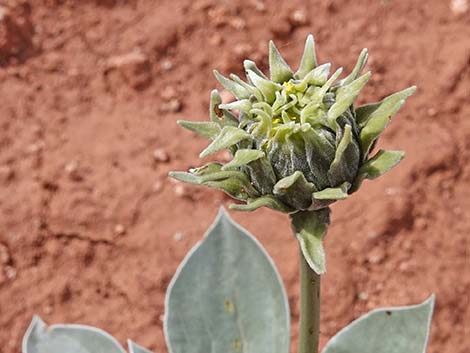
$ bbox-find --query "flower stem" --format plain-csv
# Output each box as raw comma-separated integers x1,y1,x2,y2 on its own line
298,246,321,353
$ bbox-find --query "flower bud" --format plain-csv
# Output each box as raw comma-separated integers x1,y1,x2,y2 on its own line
170,35,415,214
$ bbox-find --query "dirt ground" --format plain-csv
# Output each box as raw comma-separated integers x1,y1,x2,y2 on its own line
0,0,469,352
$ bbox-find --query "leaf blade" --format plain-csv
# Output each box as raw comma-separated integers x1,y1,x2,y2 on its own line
23,316,127,353
322,296,435,353
164,208,290,353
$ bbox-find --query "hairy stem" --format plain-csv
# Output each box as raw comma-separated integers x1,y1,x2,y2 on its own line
298,246,321,353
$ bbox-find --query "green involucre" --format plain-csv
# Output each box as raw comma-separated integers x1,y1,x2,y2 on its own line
171,35,414,214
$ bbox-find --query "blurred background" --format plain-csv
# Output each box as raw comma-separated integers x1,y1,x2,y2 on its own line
0,0,468,352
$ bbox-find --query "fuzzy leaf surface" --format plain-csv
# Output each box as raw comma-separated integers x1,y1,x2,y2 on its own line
165,208,290,353
23,316,153,353
322,296,435,353
290,209,330,274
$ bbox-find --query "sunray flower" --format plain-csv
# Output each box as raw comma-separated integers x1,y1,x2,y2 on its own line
170,35,415,214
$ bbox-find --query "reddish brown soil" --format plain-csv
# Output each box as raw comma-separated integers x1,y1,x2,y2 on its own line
0,0,469,352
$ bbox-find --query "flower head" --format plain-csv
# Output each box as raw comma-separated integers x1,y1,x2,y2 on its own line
170,35,415,214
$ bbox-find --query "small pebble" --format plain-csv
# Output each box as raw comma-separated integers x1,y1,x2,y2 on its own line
64,161,82,181
4,265,16,280
450,0,469,14
385,187,400,196
398,261,410,272
0,243,10,264
161,59,173,71
367,248,385,264
174,183,190,198
251,0,266,12
153,148,170,163
152,179,164,193
173,232,184,241
209,33,224,46
228,17,246,30
289,9,308,26
160,98,182,113
114,224,126,236
26,142,44,154
160,86,177,101
427,108,437,117
358,291,369,301
107,51,152,89
233,43,252,57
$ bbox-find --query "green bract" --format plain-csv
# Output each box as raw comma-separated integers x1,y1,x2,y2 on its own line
170,35,415,214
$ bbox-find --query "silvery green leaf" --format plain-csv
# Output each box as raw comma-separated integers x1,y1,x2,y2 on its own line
337,48,368,87
247,70,282,104
169,163,260,197
356,86,416,128
244,59,268,80
300,63,331,88
177,120,221,139
230,74,264,101
322,295,435,353
327,72,371,125
222,149,265,170
359,86,416,156
204,179,252,201
351,150,405,192
316,68,344,101
209,89,223,122
23,316,127,353
313,182,350,201
273,171,316,210
269,41,293,83
213,70,251,100
230,195,293,213
200,126,251,157
164,208,290,353
290,208,330,274
327,124,360,186
220,99,253,114
128,341,154,353
295,34,317,79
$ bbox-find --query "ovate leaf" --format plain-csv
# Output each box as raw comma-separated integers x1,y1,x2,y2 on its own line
23,316,153,353
165,208,290,353
322,296,435,353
